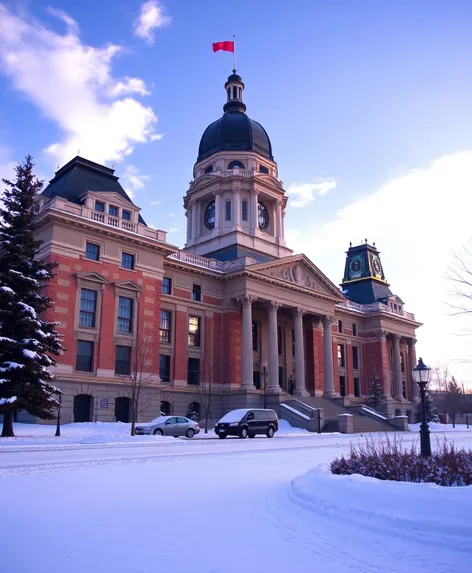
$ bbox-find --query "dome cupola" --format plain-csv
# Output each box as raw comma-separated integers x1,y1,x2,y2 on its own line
197,73,273,162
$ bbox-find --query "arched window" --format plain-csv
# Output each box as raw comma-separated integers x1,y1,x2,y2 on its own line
204,165,213,174
73,394,93,423
259,165,269,174
225,200,232,221
160,401,171,416
187,402,201,421
228,160,245,170
241,199,248,221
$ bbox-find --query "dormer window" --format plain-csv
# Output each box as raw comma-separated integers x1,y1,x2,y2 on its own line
228,160,245,170
204,165,213,174
109,205,119,217
95,201,105,213
122,210,131,221
259,165,269,174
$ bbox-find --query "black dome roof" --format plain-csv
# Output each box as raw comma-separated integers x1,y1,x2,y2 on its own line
197,73,273,163
198,113,273,162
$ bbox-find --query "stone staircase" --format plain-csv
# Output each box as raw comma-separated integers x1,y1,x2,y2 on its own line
281,395,400,433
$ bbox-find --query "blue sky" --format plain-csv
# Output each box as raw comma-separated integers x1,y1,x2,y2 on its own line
1,0,472,382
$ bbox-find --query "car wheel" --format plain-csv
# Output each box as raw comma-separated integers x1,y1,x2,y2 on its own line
266,426,275,438
239,427,248,439
153,428,163,436
218,434,227,439
186,428,195,439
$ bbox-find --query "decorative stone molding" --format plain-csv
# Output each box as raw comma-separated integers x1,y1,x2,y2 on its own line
374,330,389,340
267,263,324,292
322,315,336,326
264,300,281,312
409,338,417,346
236,294,258,306
292,307,307,318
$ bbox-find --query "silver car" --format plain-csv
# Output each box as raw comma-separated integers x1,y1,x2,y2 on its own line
135,416,200,438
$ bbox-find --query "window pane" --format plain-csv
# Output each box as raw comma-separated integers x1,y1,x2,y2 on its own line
188,316,201,347
352,347,359,370
192,284,201,301
85,242,100,261
337,344,345,368
352,323,357,336
76,340,94,372
160,310,171,343
159,354,171,382
225,200,231,221
252,321,258,352
109,205,119,217
242,200,248,221
79,289,97,327
162,277,172,295
95,201,105,212
117,297,133,333
115,345,131,375
122,210,131,221
187,358,200,385
121,252,135,270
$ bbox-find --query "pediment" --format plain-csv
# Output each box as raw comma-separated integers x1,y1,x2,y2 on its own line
250,255,345,300
75,271,109,284
114,280,142,292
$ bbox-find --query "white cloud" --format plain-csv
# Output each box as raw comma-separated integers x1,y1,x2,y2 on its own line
134,1,171,44
120,164,149,199
167,227,179,233
0,4,163,166
287,179,336,207
286,151,472,381
149,200,161,205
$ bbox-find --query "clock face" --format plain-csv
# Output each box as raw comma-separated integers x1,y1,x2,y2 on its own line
204,201,215,229
258,201,269,230
350,259,361,273
372,258,381,275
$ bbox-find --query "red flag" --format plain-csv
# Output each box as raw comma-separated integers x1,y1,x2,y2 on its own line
212,41,234,53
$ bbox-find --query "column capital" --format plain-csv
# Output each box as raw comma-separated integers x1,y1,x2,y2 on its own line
375,329,389,340
232,183,241,193
236,294,257,307
409,337,417,346
266,300,281,312
292,307,307,318
313,317,322,328
392,333,401,342
322,315,336,326
211,187,222,197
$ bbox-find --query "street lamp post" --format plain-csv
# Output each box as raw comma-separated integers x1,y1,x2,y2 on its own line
55,392,62,438
412,357,432,457
262,361,268,409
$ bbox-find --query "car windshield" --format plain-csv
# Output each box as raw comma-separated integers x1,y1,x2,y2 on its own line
217,409,250,424
149,416,171,424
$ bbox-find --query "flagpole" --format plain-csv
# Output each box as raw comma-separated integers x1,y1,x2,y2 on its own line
232,34,236,73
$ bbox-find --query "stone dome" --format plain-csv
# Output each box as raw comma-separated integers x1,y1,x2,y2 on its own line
197,73,274,162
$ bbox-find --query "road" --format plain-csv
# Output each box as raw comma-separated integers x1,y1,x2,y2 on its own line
1,432,472,573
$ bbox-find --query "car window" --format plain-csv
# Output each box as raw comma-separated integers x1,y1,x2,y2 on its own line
165,417,177,424
255,411,267,421
246,412,255,421
177,417,188,424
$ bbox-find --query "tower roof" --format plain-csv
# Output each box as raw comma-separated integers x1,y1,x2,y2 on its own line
197,73,274,162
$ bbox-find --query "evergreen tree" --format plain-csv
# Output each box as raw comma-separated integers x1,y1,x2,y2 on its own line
414,391,439,423
444,377,463,427
366,367,385,410
0,156,63,437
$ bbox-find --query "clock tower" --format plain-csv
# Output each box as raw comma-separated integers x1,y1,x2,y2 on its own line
183,72,292,262
341,241,403,307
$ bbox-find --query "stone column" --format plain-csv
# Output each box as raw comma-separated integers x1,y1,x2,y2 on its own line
251,189,259,233
267,302,280,392
191,201,198,240
275,200,282,239
214,191,221,234
240,295,256,389
323,315,336,397
293,307,309,396
408,338,418,400
233,185,241,228
393,334,403,401
186,210,191,243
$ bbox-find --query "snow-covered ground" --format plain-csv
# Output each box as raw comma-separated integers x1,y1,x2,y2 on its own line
1,422,472,573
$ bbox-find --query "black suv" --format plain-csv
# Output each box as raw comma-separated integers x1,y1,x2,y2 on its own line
214,409,279,439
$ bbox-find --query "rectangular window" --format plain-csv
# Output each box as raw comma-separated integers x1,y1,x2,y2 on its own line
75,340,94,372
109,205,119,217
277,326,282,355
162,277,172,295
242,200,248,221
79,288,97,328
352,323,357,337
122,210,131,221
121,252,135,270
192,284,201,302
338,320,343,333
188,357,200,385
115,345,132,375
337,344,345,368
160,310,171,343
252,321,258,352
188,315,201,347
401,352,405,373
352,346,359,370
292,329,295,356
339,375,346,397
354,377,361,397
117,296,133,333
259,165,269,174
159,354,171,382
95,201,105,212
225,200,232,221
85,242,100,261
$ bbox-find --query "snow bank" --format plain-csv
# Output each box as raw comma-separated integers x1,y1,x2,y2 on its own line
409,422,471,432
0,422,187,448
291,466,472,546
